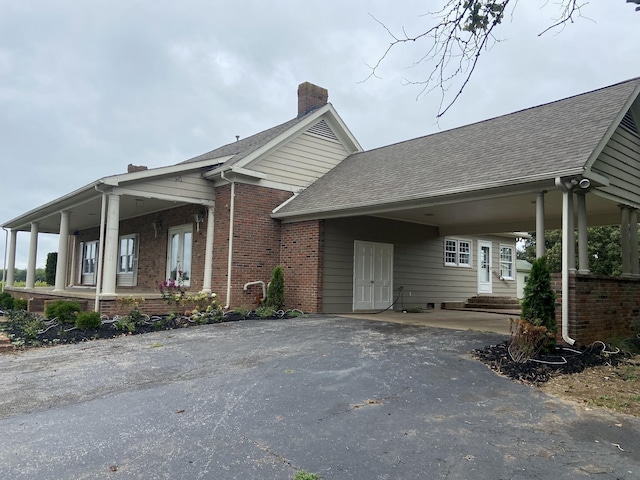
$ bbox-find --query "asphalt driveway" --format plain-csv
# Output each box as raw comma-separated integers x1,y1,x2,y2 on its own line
0,315,638,479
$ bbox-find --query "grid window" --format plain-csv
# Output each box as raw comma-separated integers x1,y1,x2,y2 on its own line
444,238,472,267
500,245,514,279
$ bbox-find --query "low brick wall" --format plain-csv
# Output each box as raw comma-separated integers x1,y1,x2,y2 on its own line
552,273,640,346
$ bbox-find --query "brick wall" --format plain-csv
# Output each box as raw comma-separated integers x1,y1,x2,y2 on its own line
212,183,293,308
552,273,640,345
280,220,324,312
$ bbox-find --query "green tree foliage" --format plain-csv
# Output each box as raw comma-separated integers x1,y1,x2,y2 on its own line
45,252,57,285
521,257,557,351
266,265,285,310
518,226,630,276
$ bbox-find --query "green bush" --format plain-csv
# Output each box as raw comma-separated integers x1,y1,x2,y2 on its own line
266,265,285,310
521,256,557,353
45,252,57,286
0,292,14,310
75,311,102,330
45,300,82,324
255,305,276,318
13,298,28,310
294,471,320,480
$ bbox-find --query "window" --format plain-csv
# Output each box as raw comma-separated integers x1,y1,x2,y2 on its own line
444,238,471,267
118,236,136,274
499,245,514,279
82,241,98,275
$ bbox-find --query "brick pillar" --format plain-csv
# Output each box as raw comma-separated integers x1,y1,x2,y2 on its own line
280,220,324,312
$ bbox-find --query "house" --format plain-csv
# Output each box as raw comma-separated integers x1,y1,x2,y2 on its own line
516,259,533,299
3,78,640,345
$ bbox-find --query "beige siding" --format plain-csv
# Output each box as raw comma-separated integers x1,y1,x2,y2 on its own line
592,126,640,205
250,132,349,187
125,172,215,201
322,217,516,313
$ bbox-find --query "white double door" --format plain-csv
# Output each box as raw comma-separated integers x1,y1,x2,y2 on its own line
353,241,394,311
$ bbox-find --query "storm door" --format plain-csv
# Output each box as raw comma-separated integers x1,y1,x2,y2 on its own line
353,240,393,311
80,240,99,285
166,225,193,286
477,240,492,294
117,234,139,287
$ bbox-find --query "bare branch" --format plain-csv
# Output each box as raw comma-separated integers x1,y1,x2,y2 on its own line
365,0,592,118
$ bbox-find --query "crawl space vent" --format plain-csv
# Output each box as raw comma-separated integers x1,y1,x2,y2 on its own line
307,120,339,142
621,109,639,135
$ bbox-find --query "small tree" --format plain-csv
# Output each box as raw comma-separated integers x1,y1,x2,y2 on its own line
520,256,557,352
45,252,57,285
266,266,285,310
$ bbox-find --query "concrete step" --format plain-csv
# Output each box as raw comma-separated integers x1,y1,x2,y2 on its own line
0,333,13,353
466,296,520,310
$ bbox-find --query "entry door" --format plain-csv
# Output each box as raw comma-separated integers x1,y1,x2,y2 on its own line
80,240,99,285
167,225,193,286
478,241,492,294
117,234,139,287
353,241,393,310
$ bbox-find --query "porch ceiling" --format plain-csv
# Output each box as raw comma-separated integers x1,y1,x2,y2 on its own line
317,182,625,236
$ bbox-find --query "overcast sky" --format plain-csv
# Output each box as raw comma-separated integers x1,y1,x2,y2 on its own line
1,1,639,269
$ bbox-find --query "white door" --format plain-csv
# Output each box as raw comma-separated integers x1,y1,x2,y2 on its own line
167,225,193,286
117,234,139,287
478,241,492,294
353,241,393,310
80,240,99,285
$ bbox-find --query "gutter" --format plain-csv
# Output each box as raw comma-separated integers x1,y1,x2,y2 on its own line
555,176,577,346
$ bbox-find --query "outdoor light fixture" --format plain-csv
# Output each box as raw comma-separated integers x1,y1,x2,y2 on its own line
194,212,205,232
152,221,162,238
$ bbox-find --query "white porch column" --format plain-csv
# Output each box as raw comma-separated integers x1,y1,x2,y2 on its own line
201,205,215,294
630,208,639,276
26,222,39,288
567,191,576,272
621,206,631,275
101,193,120,296
576,192,589,274
54,211,71,292
535,191,546,259
6,229,17,286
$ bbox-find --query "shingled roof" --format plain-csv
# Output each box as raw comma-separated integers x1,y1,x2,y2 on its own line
274,77,640,219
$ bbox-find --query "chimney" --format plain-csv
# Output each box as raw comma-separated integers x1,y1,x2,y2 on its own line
297,82,328,117
127,164,148,173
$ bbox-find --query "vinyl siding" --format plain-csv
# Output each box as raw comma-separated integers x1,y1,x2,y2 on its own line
591,126,640,205
125,172,215,201
322,217,516,313
249,130,350,188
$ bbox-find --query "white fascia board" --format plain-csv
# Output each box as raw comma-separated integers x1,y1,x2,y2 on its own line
112,187,215,206
102,156,233,186
273,171,578,221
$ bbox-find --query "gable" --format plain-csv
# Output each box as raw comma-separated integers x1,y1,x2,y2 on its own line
244,118,351,189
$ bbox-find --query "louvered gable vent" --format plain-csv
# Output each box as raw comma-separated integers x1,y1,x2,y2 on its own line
621,109,639,135
307,119,339,142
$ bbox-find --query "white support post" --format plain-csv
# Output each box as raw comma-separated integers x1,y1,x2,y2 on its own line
101,193,120,296
26,222,39,289
6,229,17,286
576,192,589,274
621,206,631,276
201,205,215,294
536,191,546,259
54,211,71,292
630,208,639,276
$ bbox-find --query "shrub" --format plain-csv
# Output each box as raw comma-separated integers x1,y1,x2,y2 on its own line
255,305,276,318
266,265,285,310
294,471,320,480
45,300,82,324
75,311,102,330
0,291,14,310
13,298,28,310
45,252,57,285
520,257,557,353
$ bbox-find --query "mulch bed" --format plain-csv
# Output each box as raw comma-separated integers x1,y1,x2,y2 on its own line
471,340,637,385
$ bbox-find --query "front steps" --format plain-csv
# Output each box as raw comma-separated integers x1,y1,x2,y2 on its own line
443,296,521,315
0,333,13,354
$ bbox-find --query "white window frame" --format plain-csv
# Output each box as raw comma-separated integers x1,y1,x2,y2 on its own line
444,238,472,268
499,245,515,280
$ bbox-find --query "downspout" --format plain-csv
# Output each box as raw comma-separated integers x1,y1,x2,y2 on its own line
221,171,235,309
94,187,108,313
555,177,576,346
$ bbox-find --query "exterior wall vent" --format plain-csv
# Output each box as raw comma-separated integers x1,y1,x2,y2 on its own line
621,109,639,135
307,119,339,142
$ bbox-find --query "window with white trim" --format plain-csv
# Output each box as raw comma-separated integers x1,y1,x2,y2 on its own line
444,238,472,267
499,245,514,279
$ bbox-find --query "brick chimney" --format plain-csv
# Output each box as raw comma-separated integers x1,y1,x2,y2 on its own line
127,164,148,173
297,82,328,117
